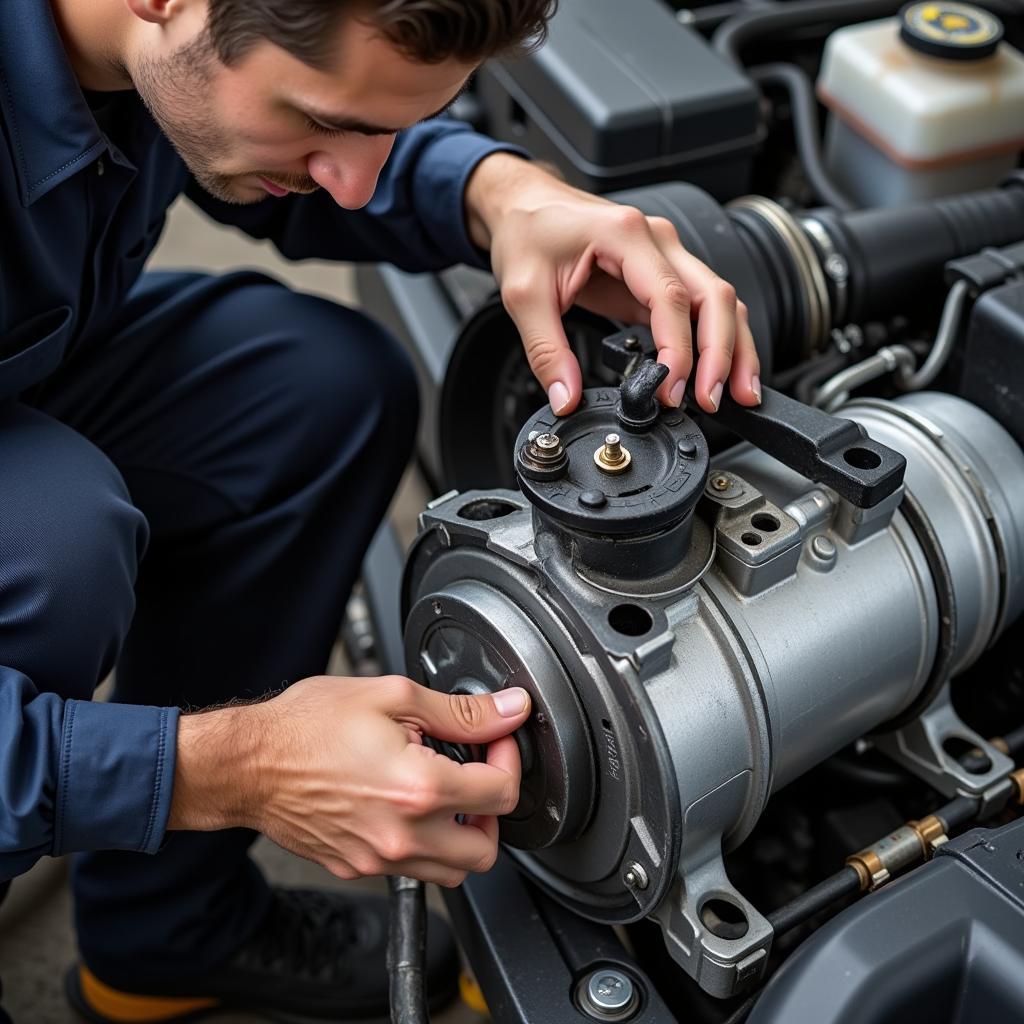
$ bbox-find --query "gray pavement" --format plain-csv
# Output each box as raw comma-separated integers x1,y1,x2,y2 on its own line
0,199,484,1023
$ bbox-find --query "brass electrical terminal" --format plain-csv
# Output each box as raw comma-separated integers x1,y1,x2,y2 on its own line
594,433,631,474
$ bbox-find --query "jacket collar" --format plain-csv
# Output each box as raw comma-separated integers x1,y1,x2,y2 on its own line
0,0,108,206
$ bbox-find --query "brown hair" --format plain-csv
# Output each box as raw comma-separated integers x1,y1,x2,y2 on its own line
206,0,558,68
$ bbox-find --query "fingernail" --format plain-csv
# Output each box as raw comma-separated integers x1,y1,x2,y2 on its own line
493,687,529,718
709,381,724,412
751,375,762,404
548,382,570,415
669,379,686,408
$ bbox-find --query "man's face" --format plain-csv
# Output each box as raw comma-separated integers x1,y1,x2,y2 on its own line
132,13,475,205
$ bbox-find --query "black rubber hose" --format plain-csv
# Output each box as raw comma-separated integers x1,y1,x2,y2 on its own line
387,876,430,1024
1003,724,1024,757
712,0,905,66
747,63,856,211
766,865,862,936
936,794,983,832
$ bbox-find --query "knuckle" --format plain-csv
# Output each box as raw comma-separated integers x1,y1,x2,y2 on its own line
440,871,468,889
400,773,443,815
611,204,647,232
449,692,484,731
737,299,749,319
649,216,677,241
501,276,538,308
375,831,414,864
522,336,565,377
661,277,691,313
712,277,737,307
382,675,416,704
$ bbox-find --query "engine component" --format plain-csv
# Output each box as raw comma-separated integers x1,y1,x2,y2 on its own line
431,177,1024,493
475,0,763,198
959,268,1024,450
818,4,1024,206
403,360,1024,999
748,816,1024,1024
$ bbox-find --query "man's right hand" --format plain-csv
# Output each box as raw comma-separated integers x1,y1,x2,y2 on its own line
168,675,532,887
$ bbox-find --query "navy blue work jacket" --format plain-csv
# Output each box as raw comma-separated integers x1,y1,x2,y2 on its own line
0,0,518,881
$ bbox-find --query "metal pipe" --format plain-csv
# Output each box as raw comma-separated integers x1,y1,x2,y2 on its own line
387,875,430,1024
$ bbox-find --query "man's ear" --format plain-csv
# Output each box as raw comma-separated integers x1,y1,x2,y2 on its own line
125,0,185,26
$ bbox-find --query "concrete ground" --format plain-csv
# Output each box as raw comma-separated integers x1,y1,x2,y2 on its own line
0,198,484,1024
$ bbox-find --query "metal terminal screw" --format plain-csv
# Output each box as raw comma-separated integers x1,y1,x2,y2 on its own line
623,335,641,351
711,474,731,492
811,535,837,561
518,430,570,480
622,862,649,891
595,433,632,475
534,433,562,455
580,969,638,1020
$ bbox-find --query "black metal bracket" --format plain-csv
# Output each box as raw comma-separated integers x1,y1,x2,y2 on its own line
601,327,906,509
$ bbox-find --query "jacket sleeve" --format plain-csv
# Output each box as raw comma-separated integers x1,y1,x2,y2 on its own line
0,667,179,882
186,118,528,272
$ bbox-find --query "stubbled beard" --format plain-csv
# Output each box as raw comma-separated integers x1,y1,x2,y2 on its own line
132,33,318,204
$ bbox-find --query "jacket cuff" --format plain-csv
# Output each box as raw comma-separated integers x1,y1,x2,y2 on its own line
415,131,530,269
52,700,180,857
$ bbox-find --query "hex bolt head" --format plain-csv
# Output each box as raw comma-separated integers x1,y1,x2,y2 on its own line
581,969,638,1019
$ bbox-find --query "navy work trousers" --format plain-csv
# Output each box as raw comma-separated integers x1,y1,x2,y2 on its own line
0,270,418,989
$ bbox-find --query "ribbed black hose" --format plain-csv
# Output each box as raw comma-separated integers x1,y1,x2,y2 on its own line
387,876,430,1024
747,63,856,211
712,0,905,66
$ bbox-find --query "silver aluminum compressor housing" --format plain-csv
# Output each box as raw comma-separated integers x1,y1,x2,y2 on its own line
402,391,1024,999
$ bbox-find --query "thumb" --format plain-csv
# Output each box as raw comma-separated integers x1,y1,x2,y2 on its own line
503,282,583,416
409,685,532,745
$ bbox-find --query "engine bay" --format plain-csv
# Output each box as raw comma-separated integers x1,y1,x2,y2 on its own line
356,2,1024,1021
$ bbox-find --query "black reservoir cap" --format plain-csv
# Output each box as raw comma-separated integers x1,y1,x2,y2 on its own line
899,2,1004,61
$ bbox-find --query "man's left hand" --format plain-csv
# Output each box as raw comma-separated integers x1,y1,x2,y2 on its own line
465,153,761,417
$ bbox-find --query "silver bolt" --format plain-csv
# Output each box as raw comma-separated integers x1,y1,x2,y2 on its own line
585,970,636,1015
812,535,837,560
535,433,561,451
623,335,641,351
825,253,849,282
623,862,649,891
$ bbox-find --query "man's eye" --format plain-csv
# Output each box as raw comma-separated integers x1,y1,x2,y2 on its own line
306,118,346,138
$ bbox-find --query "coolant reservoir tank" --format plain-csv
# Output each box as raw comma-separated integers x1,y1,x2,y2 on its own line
817,3,1024,206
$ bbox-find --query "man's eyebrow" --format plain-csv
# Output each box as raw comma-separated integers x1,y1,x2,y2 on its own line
302,88,468,137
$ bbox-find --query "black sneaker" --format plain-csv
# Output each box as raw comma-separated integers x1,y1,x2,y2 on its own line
66,886,461,1023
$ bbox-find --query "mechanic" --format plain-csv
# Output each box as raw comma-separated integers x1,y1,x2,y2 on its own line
0,0,762,1021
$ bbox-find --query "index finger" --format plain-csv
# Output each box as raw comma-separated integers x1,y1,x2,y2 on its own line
596,227,692,407
429,734,523,816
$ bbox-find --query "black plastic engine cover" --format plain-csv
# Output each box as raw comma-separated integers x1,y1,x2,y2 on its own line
748,817,1024,1023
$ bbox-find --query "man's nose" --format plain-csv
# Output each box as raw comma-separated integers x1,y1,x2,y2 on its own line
306,136,395,209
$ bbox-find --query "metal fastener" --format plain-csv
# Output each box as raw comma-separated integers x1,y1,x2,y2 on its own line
677,437,697,459
580,969,638,1020
623,335,640,351
595,433,632,475
623,862,649,891
711,474,731,492
811,535,837,561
